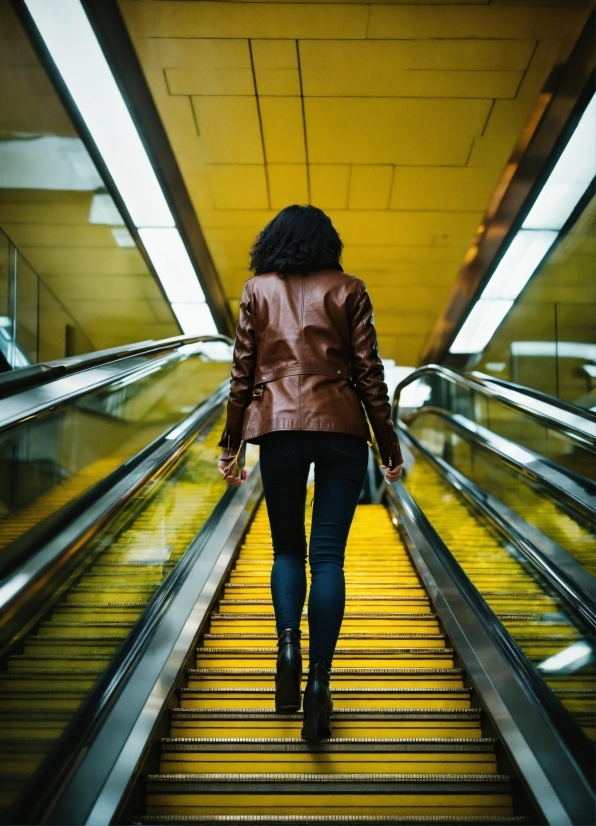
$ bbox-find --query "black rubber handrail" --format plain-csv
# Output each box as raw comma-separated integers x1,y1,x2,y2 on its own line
398,423,596,638
0,333,233,397
393,364,595,447
470,370,596,423
6,385,232,824
0,334,232,432
386,479,595,792
404,406,595,520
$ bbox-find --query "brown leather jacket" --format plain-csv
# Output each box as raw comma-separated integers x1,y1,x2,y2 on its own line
219,269,402,468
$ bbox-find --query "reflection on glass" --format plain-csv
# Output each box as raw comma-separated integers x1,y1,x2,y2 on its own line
404,455,595,740
0,351,230,549
400,370,594,482
0,0,179,361
479,196,596,410
409,411,596,575
0,412,256,810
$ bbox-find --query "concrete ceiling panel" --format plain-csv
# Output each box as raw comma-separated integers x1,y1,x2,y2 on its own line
252,39,301,96
192,96,263,164
268,164,309,209
310,165,350,210
154,37,251,69
120,1,370,40
206,165,269,211
348,166,393,210
305,98,492,165
389,167,502,212
260,97,306,163
367,5,588,40
166,68,254,96
118,0,591,364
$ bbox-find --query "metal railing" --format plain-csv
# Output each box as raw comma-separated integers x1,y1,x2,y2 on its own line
0,334,233,431
393,364,595,449
386,478,595,825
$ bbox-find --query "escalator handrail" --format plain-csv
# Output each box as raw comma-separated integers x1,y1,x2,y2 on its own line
5,383,236,824
0,382,229,655
0,334,233,432
398,422,596,637
404,406,595,520
385,480,595,823
0,333,233,397
392,364,595,447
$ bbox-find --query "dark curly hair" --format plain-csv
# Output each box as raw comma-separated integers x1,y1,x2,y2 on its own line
249,205,343,276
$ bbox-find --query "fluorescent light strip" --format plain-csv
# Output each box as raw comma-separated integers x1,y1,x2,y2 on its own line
25,0,217,337
171,303,218,337
450,94,595,355
450,300,513,354
481,230,558,301
139,229,205,305
25,0,173,228
523,95,595,231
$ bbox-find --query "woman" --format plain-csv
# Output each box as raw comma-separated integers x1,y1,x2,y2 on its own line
218,205,403,741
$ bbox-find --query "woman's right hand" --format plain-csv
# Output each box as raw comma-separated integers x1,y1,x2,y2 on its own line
218,460,247,487
383,463,403,483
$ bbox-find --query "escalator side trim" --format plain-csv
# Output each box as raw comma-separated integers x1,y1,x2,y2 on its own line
400,425,596,635
47,469,263,826
385,481,595,826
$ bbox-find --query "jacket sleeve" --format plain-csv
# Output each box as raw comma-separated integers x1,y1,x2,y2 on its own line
349,280,403,468
218,280,256,459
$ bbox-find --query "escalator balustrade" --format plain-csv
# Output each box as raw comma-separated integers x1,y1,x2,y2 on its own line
407,410,595,577
403,457,595,739
0,413,230,816
0,352,229,551
138,499,527,822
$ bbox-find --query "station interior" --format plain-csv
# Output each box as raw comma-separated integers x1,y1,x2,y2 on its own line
0,1,594,824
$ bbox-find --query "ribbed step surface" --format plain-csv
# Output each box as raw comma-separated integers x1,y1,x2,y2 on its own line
138,502,526,821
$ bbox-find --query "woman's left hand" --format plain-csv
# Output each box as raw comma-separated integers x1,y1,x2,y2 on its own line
383,463,403,483
218,460,248,487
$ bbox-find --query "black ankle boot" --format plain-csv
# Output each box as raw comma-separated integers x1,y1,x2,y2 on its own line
275,628,302,712
301,662,333,740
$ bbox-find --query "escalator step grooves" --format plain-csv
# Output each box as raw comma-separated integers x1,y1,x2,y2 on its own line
136,502,529,821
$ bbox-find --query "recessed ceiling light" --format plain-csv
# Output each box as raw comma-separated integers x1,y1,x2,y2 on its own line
24,0,218,337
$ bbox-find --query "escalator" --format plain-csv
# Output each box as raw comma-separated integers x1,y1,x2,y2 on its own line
393,367,595,740
141,498,516,820
0,352,593,824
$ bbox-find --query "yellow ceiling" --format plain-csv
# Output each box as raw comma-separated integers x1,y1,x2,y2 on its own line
120,0,591,365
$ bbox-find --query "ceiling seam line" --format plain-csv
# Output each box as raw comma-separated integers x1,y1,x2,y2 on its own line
295,39,311,204
248,39,271,210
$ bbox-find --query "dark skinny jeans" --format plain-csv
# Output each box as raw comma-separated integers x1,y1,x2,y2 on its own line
259,430,368,670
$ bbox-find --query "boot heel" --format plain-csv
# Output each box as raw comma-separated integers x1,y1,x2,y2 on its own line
301,661,333,741
275,666,301,712
275,628,302,713
301,699,331,740
301,701,328,741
